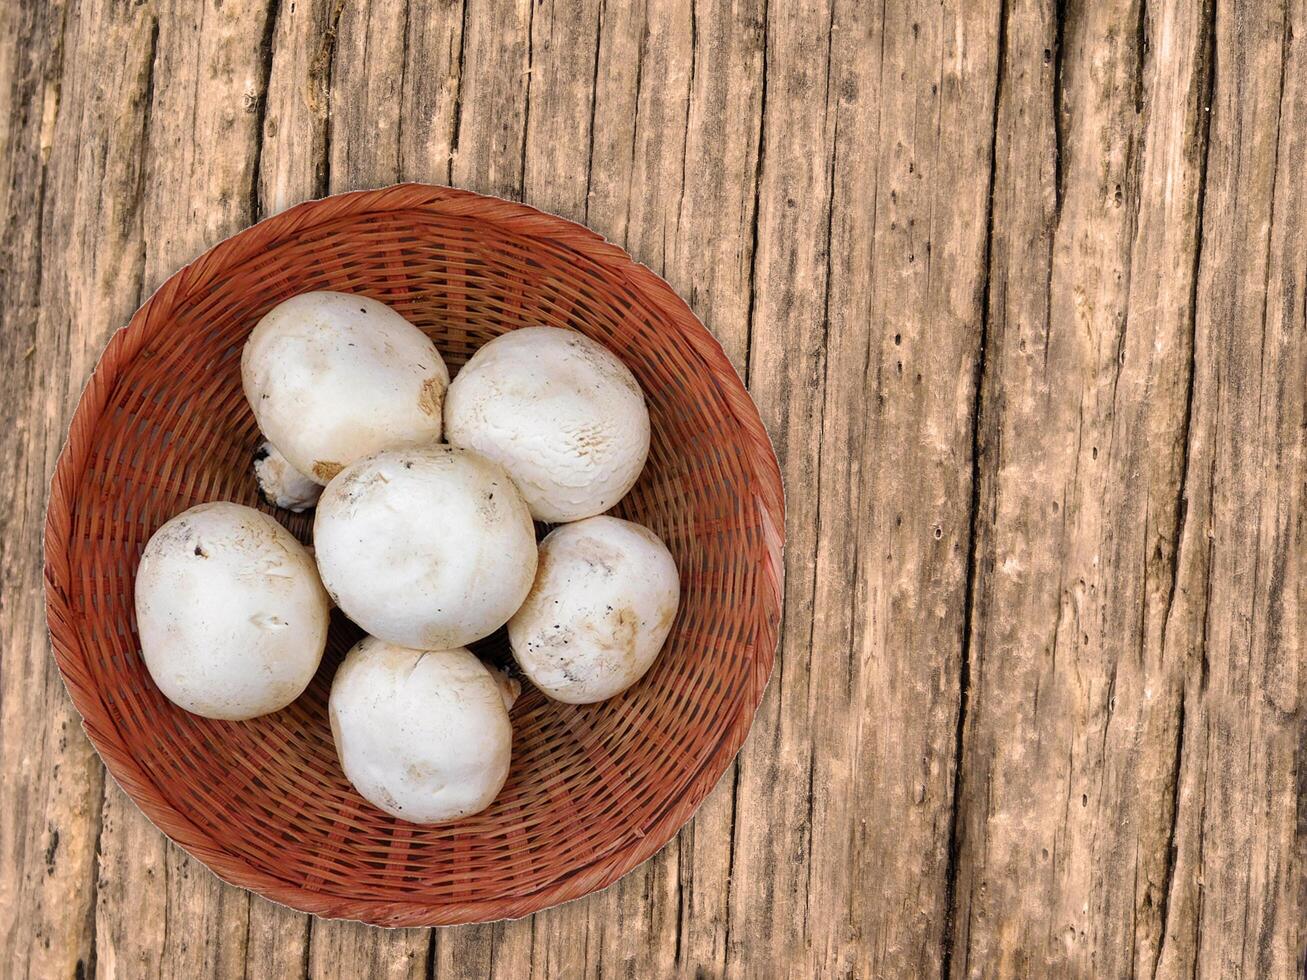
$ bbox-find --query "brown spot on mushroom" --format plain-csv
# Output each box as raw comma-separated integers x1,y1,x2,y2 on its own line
312,460,343,482
418,375,444,417
406,762,436,781
653,601,677,636
610,606,640,659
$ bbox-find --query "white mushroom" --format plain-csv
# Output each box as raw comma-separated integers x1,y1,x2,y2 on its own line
508,516,679,704
329,639,515,823
242,290,449,485
444,326,651,522
253,441,322,512
134,502,330,720
313,445,537,649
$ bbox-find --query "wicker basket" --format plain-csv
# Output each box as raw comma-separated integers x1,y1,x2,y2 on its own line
43,184,784,926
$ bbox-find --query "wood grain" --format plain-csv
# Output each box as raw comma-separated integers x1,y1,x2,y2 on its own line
1,0,1302,976
1163,2,1306,974
90,0,277,974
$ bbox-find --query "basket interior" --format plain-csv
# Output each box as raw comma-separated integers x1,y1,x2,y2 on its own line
58,203,776,918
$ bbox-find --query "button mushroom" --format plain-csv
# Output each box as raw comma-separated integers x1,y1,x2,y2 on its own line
508,515,679,703
329,639,515,823
242,290,450,485
134,502,331,720
313,445,538,649
444,326,651,522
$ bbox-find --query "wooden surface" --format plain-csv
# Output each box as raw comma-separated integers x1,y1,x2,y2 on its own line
1,0,1303,976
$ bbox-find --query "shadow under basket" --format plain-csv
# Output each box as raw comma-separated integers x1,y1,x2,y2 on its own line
43,183,785,926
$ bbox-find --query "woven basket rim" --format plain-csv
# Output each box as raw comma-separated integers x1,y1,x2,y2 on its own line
42,183,785,926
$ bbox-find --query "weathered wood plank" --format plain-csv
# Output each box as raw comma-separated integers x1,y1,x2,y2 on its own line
87,2,279,978
398,0,464,185
448,0,533,200
0,1,109,977
519,0,603,224
814,1,1002,976
946,0,1224,976
306,920,428,980
244,896,312,979
652,0,766,972
581,0,643,246
723,0,840,969
1155,1,1306,976
328,0,407,189
258,0,341,214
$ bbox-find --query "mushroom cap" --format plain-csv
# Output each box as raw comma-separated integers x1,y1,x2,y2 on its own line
313,445,538,649
242,291,449,485
134,502,330,720
508,516,679,704
329,640,514,823
444,326,651,522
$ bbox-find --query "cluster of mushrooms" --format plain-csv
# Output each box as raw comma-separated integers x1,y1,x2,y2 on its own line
134,291,679,824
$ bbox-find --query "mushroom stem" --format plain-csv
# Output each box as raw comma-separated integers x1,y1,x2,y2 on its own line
487,667,522,711
253,441,323,512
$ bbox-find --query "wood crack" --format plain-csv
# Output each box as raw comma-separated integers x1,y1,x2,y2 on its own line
310,0,347,197
740,0,768,388
1160,0,1217,648
80,800,106,980
1253,2,1292,407
1133,0,1149,113
528,907,538,971
239,900,252,980
397,0,411,179
1152,8,1218,968
1042,0,1067,374
249,0,282,220
1111,20,1149,444
940,0,1007,975
1151,695,1187,980
674,833,686,967
160,852,170,966
448,0,470,182
1189,730,1211,980
27,0,71,308
1051,0,1068,224
797,110,840,939
134,17,161,306
720,760,744,967
620,13,648,249
300,916,313,979
582,0,604,222
518,0,536,201
675,0,696,239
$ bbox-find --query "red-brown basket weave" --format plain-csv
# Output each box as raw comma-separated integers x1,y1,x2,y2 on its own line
43,184,784,926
